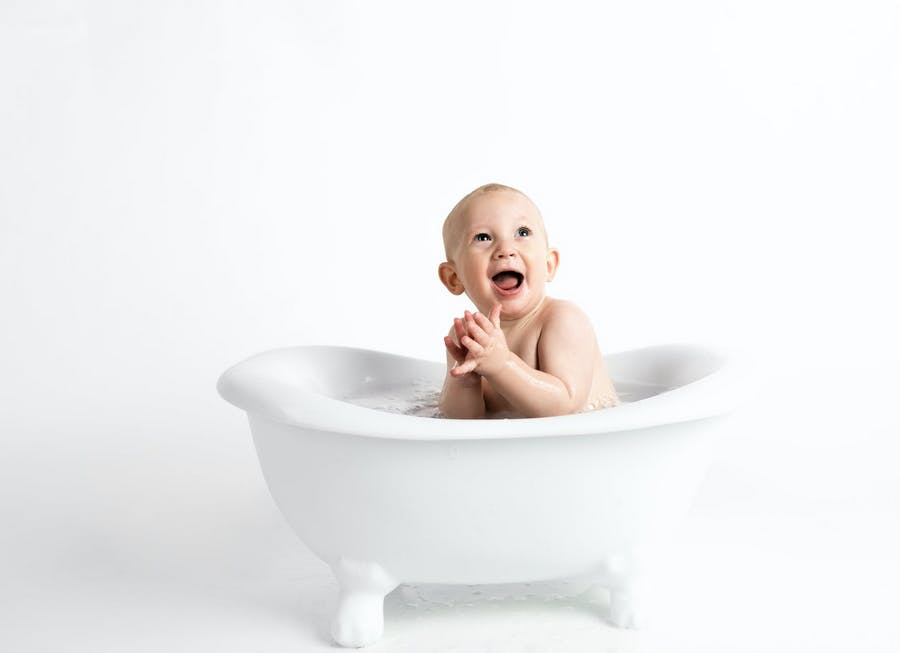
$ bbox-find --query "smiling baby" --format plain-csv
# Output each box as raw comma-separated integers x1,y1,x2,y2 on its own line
438,183,619,418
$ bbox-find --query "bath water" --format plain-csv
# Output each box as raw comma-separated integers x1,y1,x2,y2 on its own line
341,379,444,418
340,379,668,417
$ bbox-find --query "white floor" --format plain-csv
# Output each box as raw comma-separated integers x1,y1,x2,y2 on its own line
2,363,898,652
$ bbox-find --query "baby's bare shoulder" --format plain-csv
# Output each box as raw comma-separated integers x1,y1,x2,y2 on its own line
535,299,601,382
540,298,591,325
536,299,596,344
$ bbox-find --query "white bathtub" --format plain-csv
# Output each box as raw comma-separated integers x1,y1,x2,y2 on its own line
217,344,742,647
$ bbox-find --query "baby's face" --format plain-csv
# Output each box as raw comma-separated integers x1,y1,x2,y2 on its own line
440,190,559,320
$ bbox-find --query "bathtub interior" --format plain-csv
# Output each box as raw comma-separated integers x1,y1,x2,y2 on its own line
604,343,727,390
232,346,442,395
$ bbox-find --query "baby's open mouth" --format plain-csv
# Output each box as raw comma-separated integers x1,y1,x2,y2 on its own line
491,271,524,291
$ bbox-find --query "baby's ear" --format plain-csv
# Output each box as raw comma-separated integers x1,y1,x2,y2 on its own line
438,262,466,295
545,248,560,281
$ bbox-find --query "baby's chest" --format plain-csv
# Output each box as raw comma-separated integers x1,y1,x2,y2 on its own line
482,328,543,414
505,331,541,369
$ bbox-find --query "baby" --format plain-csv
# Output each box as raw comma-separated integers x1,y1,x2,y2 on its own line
438,183,619,418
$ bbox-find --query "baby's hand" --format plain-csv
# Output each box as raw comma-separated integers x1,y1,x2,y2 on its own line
444,315,481,386
451,304,509,378
444,316,470,366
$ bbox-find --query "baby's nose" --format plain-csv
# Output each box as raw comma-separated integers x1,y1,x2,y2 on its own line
493,243,517,259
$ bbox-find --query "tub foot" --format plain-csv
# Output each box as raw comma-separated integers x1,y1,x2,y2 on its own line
602,554,645,629
329,559,397,648
609,587,640,629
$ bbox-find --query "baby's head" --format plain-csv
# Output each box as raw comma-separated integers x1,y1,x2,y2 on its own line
439,183,559,320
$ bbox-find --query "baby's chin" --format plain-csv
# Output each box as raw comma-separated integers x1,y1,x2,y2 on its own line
493,293,548,321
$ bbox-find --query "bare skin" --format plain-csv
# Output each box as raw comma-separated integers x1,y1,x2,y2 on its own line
438,185,619,418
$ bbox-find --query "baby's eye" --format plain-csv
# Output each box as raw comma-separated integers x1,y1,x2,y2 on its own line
474,233,492,242
516,227,531,237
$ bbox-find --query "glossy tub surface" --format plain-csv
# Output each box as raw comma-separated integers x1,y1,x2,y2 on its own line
217,344,742,647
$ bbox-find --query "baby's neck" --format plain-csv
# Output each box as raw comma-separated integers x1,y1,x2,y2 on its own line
498,295,549,332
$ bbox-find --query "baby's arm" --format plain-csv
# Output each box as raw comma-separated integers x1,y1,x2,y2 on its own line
439,317,486,418
459,303,595,417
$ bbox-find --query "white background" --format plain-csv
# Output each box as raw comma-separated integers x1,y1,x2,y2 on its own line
1,1,898,651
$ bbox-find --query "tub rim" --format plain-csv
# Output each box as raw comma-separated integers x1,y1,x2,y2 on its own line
216,343,748,441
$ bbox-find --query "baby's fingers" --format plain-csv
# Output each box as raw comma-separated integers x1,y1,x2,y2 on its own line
453,317,468,341
460,335,484,356
451,360,478,376
464,311,489,343
489,303,502,328
444,335,466,363
473,311,495,333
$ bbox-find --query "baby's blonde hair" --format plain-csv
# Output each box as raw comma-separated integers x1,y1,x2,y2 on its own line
442,183,545,260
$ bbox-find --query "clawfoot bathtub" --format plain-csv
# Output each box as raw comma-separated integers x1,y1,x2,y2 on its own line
217,344,741,647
